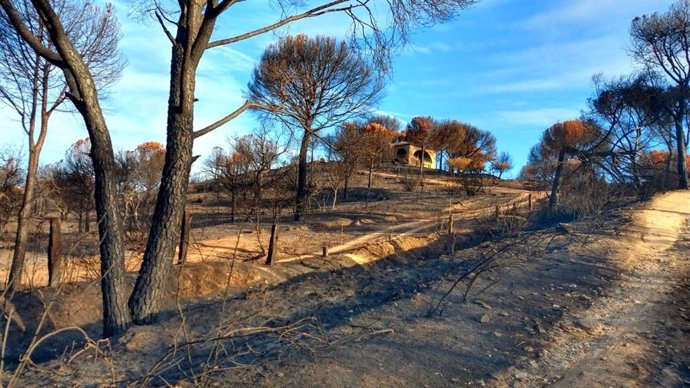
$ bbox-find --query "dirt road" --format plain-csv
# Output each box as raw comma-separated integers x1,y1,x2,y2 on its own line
492,191,690,387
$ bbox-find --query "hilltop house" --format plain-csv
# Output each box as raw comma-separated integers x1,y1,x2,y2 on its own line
391,141,436,169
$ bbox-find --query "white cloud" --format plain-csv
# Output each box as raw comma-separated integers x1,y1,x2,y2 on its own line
495,108,581,127
516,0,676,33
478,34,634,94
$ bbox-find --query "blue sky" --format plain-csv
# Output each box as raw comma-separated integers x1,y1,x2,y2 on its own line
0,0,677,177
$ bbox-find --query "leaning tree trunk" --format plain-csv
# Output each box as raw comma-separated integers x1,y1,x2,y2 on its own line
129,41,195,324
3,2,131,335
295,133,311,221
548,147,567,212
37,8,131,336
61,69,131,337
88,117,131,338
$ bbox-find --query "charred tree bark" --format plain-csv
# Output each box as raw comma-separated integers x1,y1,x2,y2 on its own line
674,110,689,189
177,209,192,265
265,222,278,266
129,35,196,324
295,133,311,221
13,0,133,337
47,217,63,287
548,147,567,212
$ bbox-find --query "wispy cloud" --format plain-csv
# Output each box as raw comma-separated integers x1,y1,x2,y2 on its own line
495,108,581,127
516,0,674,33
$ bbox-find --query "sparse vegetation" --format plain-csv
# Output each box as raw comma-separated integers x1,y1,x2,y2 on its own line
1,0,690,386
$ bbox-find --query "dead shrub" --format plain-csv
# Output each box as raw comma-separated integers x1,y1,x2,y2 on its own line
401,175,420,191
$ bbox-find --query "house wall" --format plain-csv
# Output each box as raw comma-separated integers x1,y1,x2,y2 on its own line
391,143,436,169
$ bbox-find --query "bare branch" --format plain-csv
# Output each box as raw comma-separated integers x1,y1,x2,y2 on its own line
207,0,352,49
0,0,63,66
154,10,175,44
193,100,277,139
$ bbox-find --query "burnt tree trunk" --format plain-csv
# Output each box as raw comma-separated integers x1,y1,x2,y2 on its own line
295,133,311,221
22,2,134,336
265,222,278,266
47,217,63,287
674,109,689,189
129,40,196,324
177,209,192,265
548,147,567,212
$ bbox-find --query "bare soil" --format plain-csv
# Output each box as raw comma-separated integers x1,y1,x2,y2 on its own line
1,180,688,387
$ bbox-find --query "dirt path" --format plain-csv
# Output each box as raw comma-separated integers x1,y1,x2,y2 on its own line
493,191,690,387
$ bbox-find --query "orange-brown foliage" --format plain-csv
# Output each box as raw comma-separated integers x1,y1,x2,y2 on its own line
542,119,598,154
449,155,484,171
405,116,435,145
363,122,397,140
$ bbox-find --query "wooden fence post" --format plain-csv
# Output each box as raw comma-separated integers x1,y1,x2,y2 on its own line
495,205,500,222
448,213,454,234
48,217,63,287
528,193,533,211
322,246,329,258
266,222,279,266
177,209,192,265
